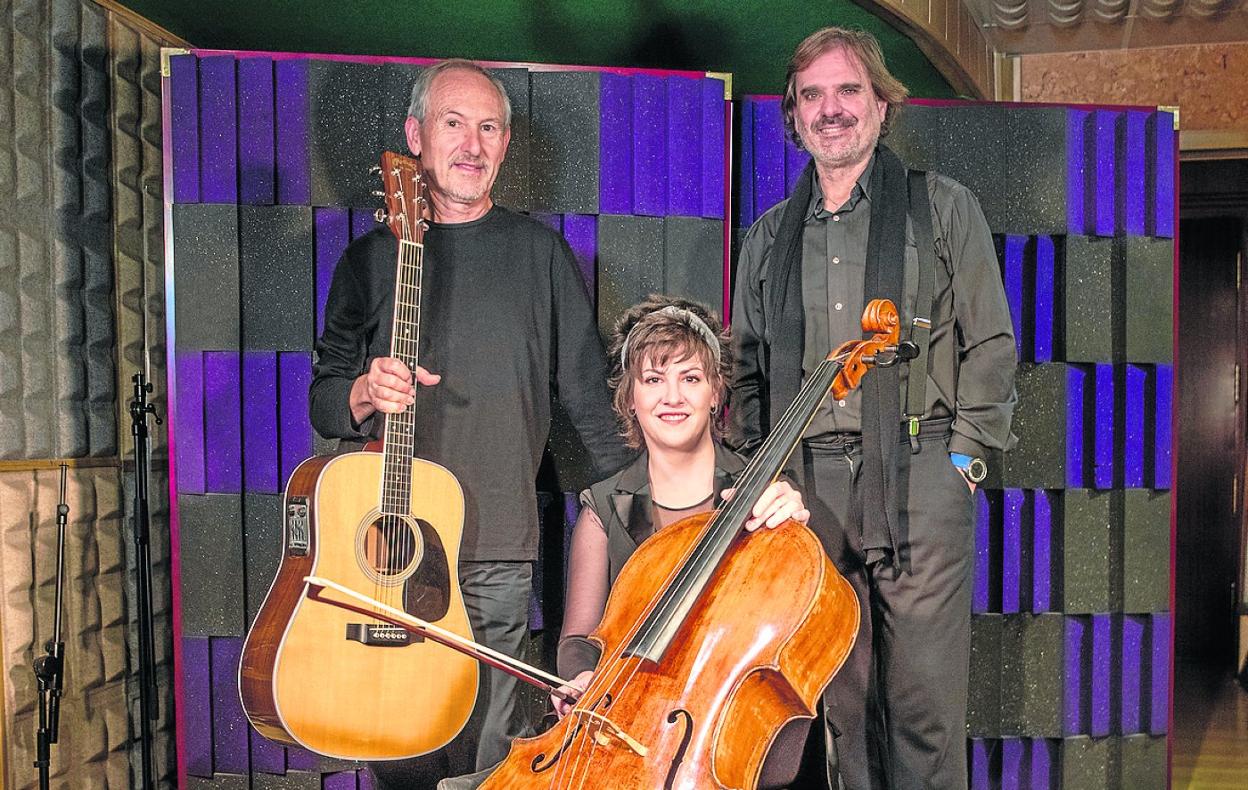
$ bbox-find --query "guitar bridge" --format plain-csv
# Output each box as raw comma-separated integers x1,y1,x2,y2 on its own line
345,624,419,646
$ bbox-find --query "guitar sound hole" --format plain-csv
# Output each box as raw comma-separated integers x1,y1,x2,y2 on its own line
362,515,419,577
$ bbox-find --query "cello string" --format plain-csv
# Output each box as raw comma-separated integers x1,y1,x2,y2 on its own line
556,350,854,785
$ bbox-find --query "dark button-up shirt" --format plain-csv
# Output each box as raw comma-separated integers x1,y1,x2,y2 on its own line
732,155,1017,460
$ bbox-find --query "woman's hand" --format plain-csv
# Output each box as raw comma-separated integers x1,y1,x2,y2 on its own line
723,480,810,532
551,670,594,719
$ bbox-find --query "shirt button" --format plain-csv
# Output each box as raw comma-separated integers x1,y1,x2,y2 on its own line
832,215,840,222
838,399,846,407
834,302,843,311
832,256,840,264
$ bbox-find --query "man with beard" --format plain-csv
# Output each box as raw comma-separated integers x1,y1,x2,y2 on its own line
729,27,1017,789
310,59,633,787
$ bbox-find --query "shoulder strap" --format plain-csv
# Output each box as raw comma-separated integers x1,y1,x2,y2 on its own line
905,170,936,422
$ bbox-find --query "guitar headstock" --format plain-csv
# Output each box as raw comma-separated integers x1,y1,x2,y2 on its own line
374,151,430,243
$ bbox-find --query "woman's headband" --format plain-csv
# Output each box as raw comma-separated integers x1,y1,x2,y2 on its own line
619,305,722,370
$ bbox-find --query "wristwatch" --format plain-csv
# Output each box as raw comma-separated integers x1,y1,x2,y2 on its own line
949,453,988,484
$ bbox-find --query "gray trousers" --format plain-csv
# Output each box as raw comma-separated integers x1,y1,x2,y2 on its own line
372,560,533,789
802,433,974,790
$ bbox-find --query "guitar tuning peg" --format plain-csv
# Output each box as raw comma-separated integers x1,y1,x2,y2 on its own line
374,209,389,223
371,190,386,197
369,165,382,174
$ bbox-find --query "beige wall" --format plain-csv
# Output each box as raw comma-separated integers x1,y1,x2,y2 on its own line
1019,42,1248,148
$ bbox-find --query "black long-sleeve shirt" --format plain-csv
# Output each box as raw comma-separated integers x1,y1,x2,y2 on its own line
310,205,633,560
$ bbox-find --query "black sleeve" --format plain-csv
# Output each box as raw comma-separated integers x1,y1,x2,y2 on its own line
727,220,773,454
309,237,378,441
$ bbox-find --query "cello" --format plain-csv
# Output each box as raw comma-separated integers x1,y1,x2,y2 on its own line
478,299,907,789
239,153,479,759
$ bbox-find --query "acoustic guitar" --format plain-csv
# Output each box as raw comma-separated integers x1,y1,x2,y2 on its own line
238,152,478,759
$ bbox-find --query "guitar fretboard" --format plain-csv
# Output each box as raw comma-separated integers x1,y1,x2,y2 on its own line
381,238,423,517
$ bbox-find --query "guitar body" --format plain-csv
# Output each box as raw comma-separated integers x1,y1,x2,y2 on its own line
239,450,479,760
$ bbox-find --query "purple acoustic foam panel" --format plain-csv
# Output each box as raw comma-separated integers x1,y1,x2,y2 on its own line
322,773,360,790
169,53,200,203
562,214,598,296
175,350,206,494
1092,111,1120,237
1149,613,1169,734
968,614,1002,737
970,738,996,790
750,98,785,226
700,76,725,219
181,636,213,776
278,352,313,491
1002,236,1026,362
666,75,701,217
285,744,318,771
1089,613,1113,737
243,493,283,630
1123,489,1170,613
1035,236,1056,363
178,493,246,636
1093,364,1114,490
238,57,276,205
1125,365,1146,488
631,74,668,217
274,59,310,205
530,70,599,215
973,489,994,614
1064,616,1088,735
1123,236,1174,364
350,208,379,240
1122,112,1148,236
738,98,754,229
1121,614,1146,734
1033,491,1055,613
204,351,242,493
1066,109,1090,236
599,73,633,216
1154,364,1172,490
1003,738,1023,790
242,351,279,493
171,203,240,351
307,60,384,208
1067,365,1088,490
663,216,724,314
198,55,238,204
1030,739,1057,790
210,636,249,774
1063,490,1114,614
1151,111,1175,238
1003,489,1024,614
249,712,287,774
784,136,810,198
1063,235,1114,364
314,208,351,338
240,205,315,352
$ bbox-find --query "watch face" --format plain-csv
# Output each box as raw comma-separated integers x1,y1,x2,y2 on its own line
967,457,988,483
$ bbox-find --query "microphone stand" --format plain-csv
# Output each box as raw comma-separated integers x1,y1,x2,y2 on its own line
32,464,69,790
129,373,161,790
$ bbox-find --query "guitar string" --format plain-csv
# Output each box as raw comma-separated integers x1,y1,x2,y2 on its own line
555,351,852,787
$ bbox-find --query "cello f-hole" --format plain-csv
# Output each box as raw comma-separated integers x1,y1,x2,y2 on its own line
663,709,693,790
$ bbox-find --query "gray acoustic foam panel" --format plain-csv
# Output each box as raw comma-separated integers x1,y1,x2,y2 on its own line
1004,107,1069,235
530,70,600,214
308,59,384,207
1122,236,1173,364
597,214,665,340
1064,235,1115,363
383,62,423,158
1122,489,1170,613
1119,734,1166,790
1000,613,1064,737
967,613,1002,737
188,776,249,790
663,216,724,314
243,493,283,629
240,205,315,351
489,68,533,212
1000,363,1068,489
1063,489,1120,614
172,203,240,351
935,105,1009,232
885,103,943,174
1060,736,1113,790
178,493,246,636
253,771,324,790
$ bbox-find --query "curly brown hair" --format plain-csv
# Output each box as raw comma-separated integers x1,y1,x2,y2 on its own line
607,295,732,449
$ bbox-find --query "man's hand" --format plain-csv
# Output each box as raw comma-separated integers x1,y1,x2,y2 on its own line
349,357,441,424
723,481,811,532
551,670,594,719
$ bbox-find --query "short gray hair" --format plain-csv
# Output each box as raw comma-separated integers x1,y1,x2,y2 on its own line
407,59,512,129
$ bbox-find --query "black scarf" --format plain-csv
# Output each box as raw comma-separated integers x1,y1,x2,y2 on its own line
766,145,909,563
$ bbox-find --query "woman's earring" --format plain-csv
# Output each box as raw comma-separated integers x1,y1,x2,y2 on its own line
710,403,719,415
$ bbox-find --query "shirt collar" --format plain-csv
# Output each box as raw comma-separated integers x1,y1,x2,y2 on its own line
805,152,877,221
